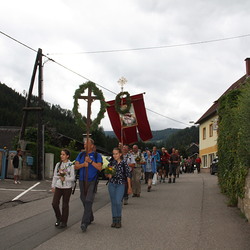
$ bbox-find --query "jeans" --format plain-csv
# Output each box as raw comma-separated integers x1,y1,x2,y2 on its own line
108,182,125,217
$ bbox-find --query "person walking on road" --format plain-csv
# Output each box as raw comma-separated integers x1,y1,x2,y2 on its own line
195,155,202,173
160,147,170,183
51,149,75,228
13,149,23,184
151,146,160,184
132,145,145,197
169,148,180,183
107,147,132,228
175,150,181,178
122,145,135,205
75,138,103,232
144,150,157,192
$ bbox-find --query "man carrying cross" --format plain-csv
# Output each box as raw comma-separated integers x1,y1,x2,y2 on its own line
73,82,105,232
75,138,103,232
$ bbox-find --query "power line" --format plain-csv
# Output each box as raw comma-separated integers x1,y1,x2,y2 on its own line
146,108,190,126
0,30,117,95
0,30,192,126
47,33,250,55
0,30,38,53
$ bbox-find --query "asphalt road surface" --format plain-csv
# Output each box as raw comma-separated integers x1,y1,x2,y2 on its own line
0,174,250,250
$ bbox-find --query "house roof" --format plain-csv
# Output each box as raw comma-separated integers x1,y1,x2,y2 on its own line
196,74,247,124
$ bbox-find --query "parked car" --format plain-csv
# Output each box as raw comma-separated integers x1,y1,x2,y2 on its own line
210,157,218,175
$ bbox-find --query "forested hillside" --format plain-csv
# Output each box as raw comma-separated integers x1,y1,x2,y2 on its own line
0,82,199,154
0,82,119,150
165,126,199,155
0,82,83,140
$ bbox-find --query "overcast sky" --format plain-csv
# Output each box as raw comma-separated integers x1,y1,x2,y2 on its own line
1,0,250,131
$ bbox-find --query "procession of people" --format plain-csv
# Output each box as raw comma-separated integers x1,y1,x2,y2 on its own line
50,139,201,232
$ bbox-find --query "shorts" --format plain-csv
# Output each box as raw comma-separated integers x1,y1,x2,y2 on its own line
161,163,169,172
14,168,21,176
169,165,177,176
145,172,153,180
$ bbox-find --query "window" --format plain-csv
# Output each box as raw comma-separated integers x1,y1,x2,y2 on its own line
203,127,206,140
209,124,213,137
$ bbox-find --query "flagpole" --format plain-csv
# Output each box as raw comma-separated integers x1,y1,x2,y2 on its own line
118,77,127,146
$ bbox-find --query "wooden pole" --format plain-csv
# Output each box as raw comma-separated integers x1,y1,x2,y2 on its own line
19,49,41,140
19,48,44,180
84,86,93,194
37,49,44,180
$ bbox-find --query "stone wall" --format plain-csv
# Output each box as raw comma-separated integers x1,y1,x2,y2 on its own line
238,169,250,222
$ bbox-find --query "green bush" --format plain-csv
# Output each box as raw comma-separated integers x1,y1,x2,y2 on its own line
26,142,79,174
218,79,250,206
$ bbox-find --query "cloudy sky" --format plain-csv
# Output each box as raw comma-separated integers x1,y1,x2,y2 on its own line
1,0,250,131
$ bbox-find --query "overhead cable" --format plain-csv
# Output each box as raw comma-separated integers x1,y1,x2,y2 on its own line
47,33,250,55
0,29,196,126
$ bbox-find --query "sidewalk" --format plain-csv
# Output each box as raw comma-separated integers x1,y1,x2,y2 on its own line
34,174,250,250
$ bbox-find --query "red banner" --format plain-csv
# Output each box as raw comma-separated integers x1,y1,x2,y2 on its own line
106,93,152,144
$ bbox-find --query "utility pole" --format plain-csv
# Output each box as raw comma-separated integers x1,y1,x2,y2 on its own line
19,48,44,180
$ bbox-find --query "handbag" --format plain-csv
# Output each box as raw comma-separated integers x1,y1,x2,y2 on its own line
152,173,157,185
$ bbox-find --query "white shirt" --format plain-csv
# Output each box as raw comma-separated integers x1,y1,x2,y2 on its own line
52,161,75,189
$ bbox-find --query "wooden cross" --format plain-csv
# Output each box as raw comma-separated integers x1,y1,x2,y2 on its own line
78,86,99,194
78,87,99,147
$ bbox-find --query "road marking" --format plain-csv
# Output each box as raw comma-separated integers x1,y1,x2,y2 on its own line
12,182,41,201
0,188,47,192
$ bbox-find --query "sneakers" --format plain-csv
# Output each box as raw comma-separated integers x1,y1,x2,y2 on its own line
123,199,128,205
17,181,21,184
14,181,17,184
55,219,61,227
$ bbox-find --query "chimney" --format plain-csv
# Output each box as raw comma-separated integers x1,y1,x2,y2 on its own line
245,58,250,77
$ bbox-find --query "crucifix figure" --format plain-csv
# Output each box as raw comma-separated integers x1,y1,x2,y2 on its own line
118,76,127,93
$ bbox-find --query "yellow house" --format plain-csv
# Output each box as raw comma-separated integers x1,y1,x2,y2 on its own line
196,58,250,170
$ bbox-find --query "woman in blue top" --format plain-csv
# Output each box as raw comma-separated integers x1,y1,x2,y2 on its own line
144,150,157,192
107,147,132,228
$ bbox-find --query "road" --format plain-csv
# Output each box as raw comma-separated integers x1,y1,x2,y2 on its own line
0,174,250,250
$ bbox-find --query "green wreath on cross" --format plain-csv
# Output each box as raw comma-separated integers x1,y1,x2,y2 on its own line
115,91,132,114
73,81,107,132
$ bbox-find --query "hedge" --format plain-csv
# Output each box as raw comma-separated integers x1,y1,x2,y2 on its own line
217,78,250,205
26,142,79,174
